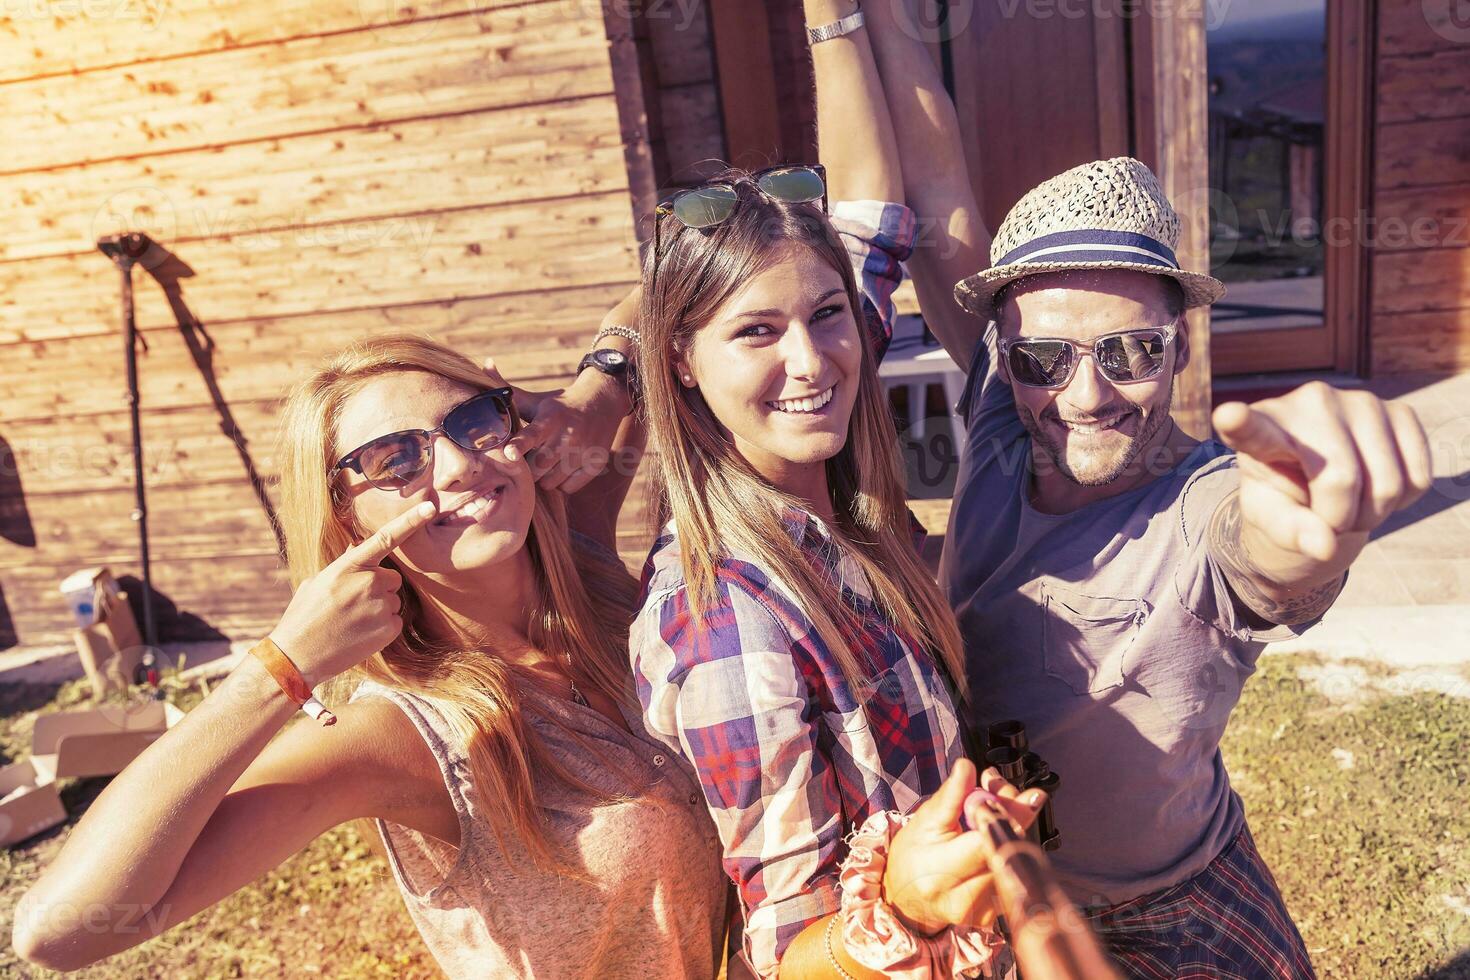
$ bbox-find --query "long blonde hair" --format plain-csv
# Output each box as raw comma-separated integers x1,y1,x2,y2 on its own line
276,335,638,864
639,173,967,698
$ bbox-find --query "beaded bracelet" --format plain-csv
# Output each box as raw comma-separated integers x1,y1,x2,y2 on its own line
593,325,640,347
823,916,860,980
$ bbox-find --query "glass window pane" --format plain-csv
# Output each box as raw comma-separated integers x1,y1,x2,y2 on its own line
1207,0,1327,335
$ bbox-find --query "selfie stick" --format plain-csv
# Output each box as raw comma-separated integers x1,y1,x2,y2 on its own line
962,790,1120,980
96,232,158,648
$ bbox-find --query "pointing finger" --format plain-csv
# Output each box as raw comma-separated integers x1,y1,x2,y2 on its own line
1213,403,1301,466
344,501,437,567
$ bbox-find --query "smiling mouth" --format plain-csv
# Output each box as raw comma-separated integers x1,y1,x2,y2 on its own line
767,384,836,415
435,484,507,526
1054,413,1130,435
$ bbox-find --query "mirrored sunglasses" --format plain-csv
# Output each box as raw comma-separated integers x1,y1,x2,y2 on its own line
655,165,829,235
999,325,1178,389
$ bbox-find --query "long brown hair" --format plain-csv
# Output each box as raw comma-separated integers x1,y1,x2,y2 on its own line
638,172,967,697
276,335,638,865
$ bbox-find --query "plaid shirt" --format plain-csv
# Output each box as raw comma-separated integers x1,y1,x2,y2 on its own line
630,202,966,977
828,198,916,360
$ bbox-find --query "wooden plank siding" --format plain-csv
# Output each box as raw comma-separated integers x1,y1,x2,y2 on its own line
0,0,532,82
1370,0,1470,373
0,0,666,648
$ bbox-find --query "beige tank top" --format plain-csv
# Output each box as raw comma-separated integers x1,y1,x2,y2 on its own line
349,679,728,979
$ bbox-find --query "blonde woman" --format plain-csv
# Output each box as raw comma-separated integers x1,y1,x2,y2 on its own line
627,3,1045,978
13,336,729,978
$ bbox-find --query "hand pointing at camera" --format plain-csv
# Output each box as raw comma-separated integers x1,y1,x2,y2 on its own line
268,501,439,686
1207,383,1433,625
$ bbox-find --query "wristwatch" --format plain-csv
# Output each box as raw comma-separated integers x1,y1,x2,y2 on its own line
578,349,639,410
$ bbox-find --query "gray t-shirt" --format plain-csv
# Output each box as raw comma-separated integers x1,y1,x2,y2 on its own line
940,328,1321,907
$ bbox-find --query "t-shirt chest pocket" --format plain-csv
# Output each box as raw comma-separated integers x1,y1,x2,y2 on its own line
1041,583,1150,695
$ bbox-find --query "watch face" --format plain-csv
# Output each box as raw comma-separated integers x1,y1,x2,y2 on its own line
593,349,629,372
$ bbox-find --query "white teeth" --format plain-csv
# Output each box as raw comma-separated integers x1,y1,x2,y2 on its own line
438,487,501,523
769,386,835,414
1060,417,1122,433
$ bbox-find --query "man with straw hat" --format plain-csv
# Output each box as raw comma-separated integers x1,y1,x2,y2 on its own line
858,7,1433,976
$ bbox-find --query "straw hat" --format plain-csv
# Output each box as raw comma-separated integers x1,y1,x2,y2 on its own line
954,157,1225,320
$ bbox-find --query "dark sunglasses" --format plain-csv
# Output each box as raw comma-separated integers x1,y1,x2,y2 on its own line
998,323,1178,389
333,387,520,491
652,164,829,264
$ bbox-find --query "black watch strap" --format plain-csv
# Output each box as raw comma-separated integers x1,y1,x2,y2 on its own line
578,348,640,409
578,349,630,376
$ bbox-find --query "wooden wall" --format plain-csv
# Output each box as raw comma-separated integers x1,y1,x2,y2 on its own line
635,0,725,190
0,0,665,649
1371,0,1470,373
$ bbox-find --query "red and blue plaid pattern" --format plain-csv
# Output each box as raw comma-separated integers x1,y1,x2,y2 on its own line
631,515,965,978
827,199,918,362
1086,824,1316,978
630,199,941,979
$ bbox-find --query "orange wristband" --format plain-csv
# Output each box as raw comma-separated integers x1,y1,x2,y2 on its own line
250,637,336,726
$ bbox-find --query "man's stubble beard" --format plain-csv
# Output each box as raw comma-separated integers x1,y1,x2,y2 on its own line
1017,380,1175,487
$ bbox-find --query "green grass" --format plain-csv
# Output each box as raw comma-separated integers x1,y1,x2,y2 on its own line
1223,654,1470,979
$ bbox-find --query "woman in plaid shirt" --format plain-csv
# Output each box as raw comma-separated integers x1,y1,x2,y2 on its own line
628,2,1045,977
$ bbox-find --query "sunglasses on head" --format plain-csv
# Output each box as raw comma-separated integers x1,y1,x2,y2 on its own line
333,387,520,491
999,323,1178,390
652,164,829,262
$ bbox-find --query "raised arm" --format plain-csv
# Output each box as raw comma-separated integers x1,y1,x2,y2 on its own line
805,0,903,204
863,0,993,367
489,285,645,550
564,287,646,549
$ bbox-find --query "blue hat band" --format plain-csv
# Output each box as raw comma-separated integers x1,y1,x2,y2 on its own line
996,229,1180,271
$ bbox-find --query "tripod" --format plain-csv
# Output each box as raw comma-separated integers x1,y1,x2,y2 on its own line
97,232,159,648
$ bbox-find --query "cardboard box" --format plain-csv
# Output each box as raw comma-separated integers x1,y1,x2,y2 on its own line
59,567,115,627
31,700,184,781
74,622,143,700
2,700,185,848
61,567,144,700
0,760,67,848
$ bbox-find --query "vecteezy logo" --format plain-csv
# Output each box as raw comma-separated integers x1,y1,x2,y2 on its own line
1428,416,1470,502
1424,0,1470,43
354,0,450,44
890,0,975,45
91,186,179,251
